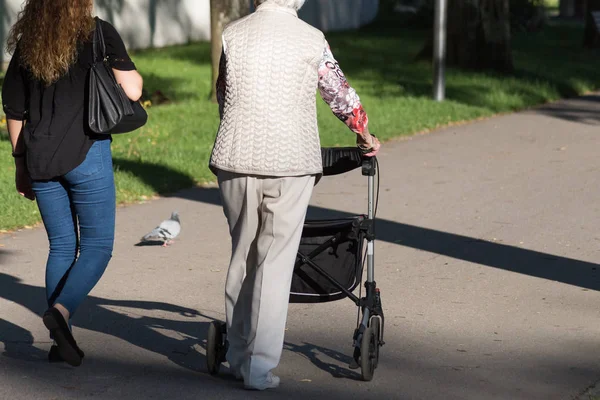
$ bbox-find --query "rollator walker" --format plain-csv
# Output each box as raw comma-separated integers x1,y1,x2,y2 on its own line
206,147,385,381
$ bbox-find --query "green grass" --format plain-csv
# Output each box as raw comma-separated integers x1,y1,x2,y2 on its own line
1,21,600,231
544,0,559,10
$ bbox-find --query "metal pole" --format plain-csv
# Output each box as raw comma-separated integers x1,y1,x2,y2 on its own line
366,174,375,283
433,0,447,102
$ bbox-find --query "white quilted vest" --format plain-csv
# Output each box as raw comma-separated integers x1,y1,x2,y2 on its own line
209,3,326,177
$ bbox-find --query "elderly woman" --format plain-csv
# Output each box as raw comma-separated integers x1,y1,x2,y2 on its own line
210,0,381,390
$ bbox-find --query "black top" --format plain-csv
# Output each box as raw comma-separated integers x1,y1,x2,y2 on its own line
1,18,136,181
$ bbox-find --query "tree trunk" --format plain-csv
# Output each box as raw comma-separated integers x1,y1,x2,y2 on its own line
561,0,587,17
575,0,586,17
560,0,576,16
419,0,513,73
210,0,249,103
0,0,7,71
584,0,600,47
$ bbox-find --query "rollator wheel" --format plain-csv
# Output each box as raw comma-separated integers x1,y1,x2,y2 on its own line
360,317,380,381
207,321,226,375
372,317,381,369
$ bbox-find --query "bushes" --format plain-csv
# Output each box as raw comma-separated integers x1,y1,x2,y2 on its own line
511,0,547,32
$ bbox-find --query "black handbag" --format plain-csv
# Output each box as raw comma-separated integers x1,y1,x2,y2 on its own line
88,17,147,134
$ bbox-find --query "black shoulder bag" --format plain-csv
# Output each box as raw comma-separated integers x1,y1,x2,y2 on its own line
88,17,147,134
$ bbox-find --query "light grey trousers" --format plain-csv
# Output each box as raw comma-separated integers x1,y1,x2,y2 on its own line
217,171,316,383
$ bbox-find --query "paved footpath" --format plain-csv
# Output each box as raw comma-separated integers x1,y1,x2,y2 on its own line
1,95,599,400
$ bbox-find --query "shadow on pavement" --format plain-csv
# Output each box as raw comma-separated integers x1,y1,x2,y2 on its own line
284,342,361,380
0,352,408,399
533,94,600,125
0,318,48,362
0,272,210,372
134,240,166,247
0,249,11,266
0,272,361,380
176,186,600,292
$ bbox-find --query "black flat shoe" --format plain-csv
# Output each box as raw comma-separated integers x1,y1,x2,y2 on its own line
43,307,83,367
48,345,63,363
48,345,85,363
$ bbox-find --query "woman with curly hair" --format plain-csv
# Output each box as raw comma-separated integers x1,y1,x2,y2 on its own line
1,0,143,366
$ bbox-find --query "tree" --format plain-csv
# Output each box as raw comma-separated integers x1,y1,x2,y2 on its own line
584,0,600,47
1,0,8,70
210,0,250,102
420,0,513,73
560,0,575,16
559,0,586,17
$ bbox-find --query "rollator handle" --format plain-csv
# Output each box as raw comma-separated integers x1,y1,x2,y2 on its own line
361,156,377,176
320,147,377,177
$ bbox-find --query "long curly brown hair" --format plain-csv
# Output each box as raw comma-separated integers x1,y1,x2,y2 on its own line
7,0,95,84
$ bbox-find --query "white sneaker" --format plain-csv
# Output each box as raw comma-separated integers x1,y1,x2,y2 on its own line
244,372,280,391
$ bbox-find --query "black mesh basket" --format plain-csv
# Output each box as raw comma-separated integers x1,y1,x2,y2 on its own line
290,216,366,303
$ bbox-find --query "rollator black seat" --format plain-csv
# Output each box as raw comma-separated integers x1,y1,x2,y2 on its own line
291,215,366,303
302,217,360,236
321,147,364,176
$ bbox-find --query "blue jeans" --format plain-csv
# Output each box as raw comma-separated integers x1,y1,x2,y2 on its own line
31,139,115,316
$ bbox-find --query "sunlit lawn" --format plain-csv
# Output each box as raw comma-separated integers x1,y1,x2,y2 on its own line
1,20,599,230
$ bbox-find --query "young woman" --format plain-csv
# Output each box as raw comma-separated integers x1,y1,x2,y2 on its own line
2,0,143,367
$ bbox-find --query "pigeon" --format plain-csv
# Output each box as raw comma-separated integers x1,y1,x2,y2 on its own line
140,212,181,247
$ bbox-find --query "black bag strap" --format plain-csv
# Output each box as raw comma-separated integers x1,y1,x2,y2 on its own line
92,17,107,62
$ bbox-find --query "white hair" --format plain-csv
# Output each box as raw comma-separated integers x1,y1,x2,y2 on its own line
255,0,306,11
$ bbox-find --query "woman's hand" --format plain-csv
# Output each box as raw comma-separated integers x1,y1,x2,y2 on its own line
15,159,35,201
357,133,381,157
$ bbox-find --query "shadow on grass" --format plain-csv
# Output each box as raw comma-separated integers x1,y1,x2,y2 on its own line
175,186,600,292
166,42,211,66
142,73,199,103
326,18,600,107
113,158,195,195
134,41,211,67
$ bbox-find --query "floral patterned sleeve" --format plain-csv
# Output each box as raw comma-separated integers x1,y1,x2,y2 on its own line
318,43,369,136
